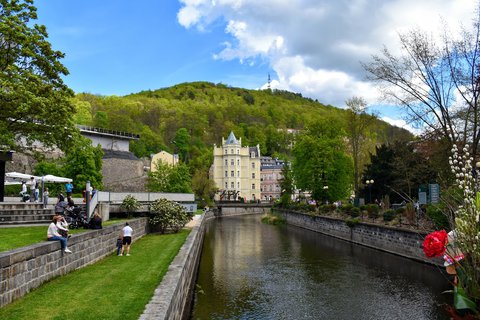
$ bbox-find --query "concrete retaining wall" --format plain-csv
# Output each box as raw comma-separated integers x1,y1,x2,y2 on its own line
0,218,148,307
275,209,438,264
140,211,215,320
217,203,271,217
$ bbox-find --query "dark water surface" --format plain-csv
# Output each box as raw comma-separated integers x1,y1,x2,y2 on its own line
191,215,451,320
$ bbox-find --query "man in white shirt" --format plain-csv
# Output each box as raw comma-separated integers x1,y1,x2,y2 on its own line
119,222,133,256
29,176,36,202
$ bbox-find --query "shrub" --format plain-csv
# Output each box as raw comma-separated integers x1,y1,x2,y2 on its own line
345,217,360,228
426,205,450,230
405,202,416,224
319,204,336,214
350,207,361,217
261,214,286,225
120,195,141,217
341,204,353,215
149,198,193,233
366,204,380,219
383,209,396,222
395,207,406,216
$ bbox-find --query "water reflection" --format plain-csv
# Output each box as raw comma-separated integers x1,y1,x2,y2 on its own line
191,215,450,320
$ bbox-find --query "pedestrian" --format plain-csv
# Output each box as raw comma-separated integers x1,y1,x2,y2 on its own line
116,236,123,256
20,181,28,202
34,182,39,202
65,181,74,197
29,176,36,202
55,194,68,215
119,222,133,256
43,188,49,208
47,215,72,253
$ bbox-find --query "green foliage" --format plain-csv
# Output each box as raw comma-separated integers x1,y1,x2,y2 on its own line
147,161,192,193
63,134,103,191
72,82,411,179
0,0,76,152
383,209,396,222
261,213,286,225
341,204,360,217
191,169,216,206
426,205,450,230
345,217,360,228
148,199,193,233
318,204,337,214
292,116,354,203
120,195,141,215
366,204,380,219
173,128,191,163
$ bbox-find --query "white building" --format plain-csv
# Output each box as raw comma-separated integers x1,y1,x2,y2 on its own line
212,132,261,201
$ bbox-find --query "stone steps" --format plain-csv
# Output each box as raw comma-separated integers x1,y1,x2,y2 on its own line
0,208,55,225
0,202,45,210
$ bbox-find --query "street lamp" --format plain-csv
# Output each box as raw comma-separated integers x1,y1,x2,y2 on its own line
366,179,374,204
322,185,328,204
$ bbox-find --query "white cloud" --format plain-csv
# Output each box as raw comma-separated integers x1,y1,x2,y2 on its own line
177,0,476,109
381,116,422,135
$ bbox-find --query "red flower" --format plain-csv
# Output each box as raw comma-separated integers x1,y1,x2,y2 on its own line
423,230,448,258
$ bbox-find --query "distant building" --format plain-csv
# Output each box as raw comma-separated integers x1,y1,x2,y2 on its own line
77,125,139,152
151,151,179,170
211,132,261,201
260,157,286,202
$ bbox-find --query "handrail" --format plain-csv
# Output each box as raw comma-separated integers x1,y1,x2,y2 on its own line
87,191,98,220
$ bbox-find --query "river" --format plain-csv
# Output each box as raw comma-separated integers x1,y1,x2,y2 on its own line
191,215,450,319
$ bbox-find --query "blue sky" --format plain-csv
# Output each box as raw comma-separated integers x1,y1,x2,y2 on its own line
34,0,475,132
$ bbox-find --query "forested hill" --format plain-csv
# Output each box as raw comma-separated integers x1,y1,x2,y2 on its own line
72,81,412,171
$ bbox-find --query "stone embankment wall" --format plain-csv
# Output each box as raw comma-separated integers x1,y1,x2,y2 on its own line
275,209,437,264
140,211,215,320
0,218,148,307
217,203,271,217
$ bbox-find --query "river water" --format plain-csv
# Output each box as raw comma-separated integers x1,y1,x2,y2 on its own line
191,215,451,320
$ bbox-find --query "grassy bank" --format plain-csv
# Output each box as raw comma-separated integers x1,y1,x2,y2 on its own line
0,229,190,320
0,219,129,252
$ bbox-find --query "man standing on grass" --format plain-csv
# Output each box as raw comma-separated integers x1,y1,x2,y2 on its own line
120,222,133,256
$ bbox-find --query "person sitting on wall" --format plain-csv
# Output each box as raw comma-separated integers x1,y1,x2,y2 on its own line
47,215,72,253
88,212,102,229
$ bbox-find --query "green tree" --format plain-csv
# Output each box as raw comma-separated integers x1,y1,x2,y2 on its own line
173,128,191,163
191,169,216,206
63,134,103,192
292,117,353,203
147,160,192,193
345,96,375,194
0,0,76,151
278,162,294,206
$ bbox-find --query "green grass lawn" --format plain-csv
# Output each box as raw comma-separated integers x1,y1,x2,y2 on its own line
0,219,130,252
0,229,190,320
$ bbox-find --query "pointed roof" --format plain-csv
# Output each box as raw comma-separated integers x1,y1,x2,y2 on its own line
225,131,239,144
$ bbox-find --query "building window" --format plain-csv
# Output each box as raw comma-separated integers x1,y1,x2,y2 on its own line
237,170,240,177
231,171,234,177
251,152,255,158
252,173,255,179
231,182,234,188
225,182,228,189
225,159,228,166
231,159,234,165
231,149,234,154
225,171,228,177
224,149,227,155
237,182,240,189
237,159,240,165
237,149,239,154
252,162,255,169
252,183,255,190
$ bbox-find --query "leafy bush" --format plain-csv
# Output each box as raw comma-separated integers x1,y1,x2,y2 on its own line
350,207,360,217
366,204,380,219
383,209,396,222
261,214,286,225
426,205,450,230
345,217,360,228
405,202,416,224
120,195,141,216
395,207,406,216
149,199,193,233
318,204,336,214
340,204,353,214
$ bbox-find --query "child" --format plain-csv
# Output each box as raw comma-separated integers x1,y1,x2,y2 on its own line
116,237,123,256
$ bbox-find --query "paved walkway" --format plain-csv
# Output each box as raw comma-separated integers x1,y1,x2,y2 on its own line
185,214,201,228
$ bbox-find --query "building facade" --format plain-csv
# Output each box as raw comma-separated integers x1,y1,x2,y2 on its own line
260,157,285,201
151,151,179,170
212,132,261,201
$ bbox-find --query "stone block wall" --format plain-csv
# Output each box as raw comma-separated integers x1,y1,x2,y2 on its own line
140,211,215,320
0,218,148,307
275,209,436,264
